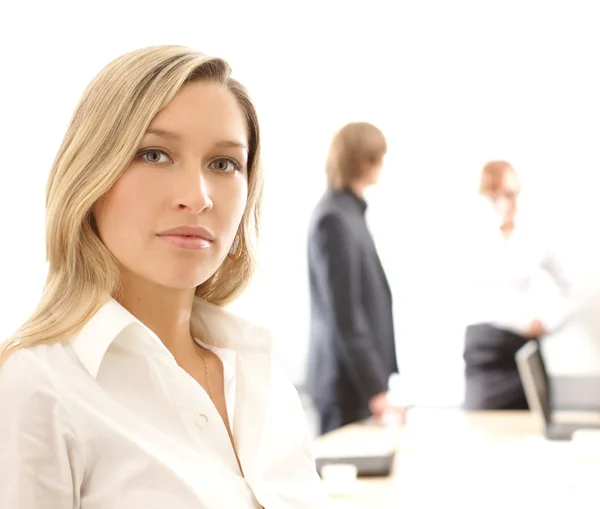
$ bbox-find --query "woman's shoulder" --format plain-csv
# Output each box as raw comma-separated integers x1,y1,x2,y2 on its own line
192,297,274,353
194,300,299,381
0,343,72,412
0,340,73,379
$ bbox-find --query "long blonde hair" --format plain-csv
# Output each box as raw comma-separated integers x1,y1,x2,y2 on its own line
326,122,387,190
0,46,263,364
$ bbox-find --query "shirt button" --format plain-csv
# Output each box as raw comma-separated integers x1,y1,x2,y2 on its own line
196,414,209,427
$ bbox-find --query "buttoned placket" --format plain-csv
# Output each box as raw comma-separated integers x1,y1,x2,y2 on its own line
154,351,242,476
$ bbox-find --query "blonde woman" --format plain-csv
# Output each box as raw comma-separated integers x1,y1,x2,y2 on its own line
0,46,329,508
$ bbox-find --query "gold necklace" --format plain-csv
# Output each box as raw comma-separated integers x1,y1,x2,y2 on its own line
195,343,243,473
195,344,214,403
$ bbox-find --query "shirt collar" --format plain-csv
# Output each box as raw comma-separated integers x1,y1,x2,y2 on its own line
347,189,368,213
69,296,271,379
333,188,368,213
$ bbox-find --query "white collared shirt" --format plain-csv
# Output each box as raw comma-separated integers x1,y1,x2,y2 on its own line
0,297,330,508
463,202,574,335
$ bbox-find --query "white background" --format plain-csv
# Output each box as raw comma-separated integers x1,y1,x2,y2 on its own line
2,0,600,405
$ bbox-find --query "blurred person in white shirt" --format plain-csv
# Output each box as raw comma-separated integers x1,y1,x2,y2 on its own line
0,46,330,509
463,160,574,410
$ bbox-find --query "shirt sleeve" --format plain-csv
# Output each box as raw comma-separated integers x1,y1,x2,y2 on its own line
315,214,389,401
0,350,84,509
537,247,576,333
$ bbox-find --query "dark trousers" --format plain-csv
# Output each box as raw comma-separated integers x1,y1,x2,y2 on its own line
463,324,538,410
317,402,369,435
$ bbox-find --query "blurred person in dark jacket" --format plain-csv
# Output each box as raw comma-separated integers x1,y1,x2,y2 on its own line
306,122,402,435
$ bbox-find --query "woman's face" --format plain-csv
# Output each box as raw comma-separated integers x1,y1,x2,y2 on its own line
487,170,520,225
94,80,249,290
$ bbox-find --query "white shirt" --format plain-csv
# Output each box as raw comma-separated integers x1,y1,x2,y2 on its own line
0,297,331,509
463,202,574,335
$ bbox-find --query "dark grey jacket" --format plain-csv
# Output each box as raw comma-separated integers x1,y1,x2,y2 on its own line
305,189,398,424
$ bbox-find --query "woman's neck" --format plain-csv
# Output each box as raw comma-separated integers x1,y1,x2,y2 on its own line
118,270,196,358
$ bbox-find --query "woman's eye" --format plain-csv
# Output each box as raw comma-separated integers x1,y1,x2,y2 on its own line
140,149,170,164
209,158,240,173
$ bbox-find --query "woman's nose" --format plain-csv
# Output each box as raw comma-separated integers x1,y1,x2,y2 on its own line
174,171,213,214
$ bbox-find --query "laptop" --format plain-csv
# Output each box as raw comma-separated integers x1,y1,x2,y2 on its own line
313,419,398,477
315,452,395,478
516,340,600,441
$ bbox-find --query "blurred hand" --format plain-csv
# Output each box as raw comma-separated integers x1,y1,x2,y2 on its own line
369,392,407,426
369,392,389,420
525,318,547,339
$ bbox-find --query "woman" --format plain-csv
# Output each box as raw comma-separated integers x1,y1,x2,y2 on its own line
0,46,329,508
463,160,574,410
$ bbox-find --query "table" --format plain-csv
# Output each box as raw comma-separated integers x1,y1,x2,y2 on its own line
312,408,600,508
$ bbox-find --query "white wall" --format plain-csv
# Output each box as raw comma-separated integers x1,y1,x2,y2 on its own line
2,1,600,405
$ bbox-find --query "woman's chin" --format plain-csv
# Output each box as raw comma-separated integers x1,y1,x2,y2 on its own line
153,271,216,292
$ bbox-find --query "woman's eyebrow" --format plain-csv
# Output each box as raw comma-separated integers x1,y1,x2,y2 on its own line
144,127,181,140
214,140,248,152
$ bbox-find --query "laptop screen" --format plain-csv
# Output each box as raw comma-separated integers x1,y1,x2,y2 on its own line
516,340,552,424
